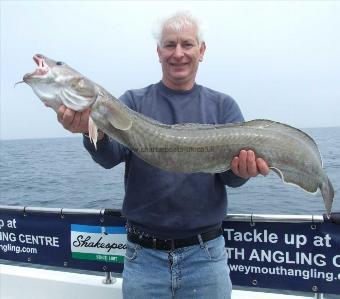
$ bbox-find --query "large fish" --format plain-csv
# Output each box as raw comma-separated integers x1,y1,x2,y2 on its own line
21,54,334,215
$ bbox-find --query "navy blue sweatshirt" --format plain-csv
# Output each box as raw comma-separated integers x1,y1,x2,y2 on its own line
84,81,247,239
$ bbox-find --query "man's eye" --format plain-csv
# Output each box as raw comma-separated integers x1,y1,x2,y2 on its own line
165,44,175,48
183,43,193,49
56,61,64,65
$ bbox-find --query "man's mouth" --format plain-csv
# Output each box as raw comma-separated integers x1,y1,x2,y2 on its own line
169,62,189,67
23,54,49,81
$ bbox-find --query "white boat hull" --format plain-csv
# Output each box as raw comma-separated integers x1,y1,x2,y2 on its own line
0,264,314,299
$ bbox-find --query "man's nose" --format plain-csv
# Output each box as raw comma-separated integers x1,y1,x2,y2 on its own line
173,44,185,58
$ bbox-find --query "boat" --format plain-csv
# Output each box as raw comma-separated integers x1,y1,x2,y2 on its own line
1,205,339,299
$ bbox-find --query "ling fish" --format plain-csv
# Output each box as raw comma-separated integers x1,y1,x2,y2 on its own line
20,54,334,216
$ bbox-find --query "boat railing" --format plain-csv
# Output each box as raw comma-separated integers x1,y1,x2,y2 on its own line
0,205,339,298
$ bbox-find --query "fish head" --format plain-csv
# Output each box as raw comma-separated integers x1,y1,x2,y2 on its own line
23,54,98,112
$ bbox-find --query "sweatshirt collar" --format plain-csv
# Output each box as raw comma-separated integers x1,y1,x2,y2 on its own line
158,80,199,95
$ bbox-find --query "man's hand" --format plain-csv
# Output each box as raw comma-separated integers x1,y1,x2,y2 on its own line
231,150,270,179
57,105,90,133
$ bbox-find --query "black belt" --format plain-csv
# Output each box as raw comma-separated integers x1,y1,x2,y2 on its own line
127,228,223,251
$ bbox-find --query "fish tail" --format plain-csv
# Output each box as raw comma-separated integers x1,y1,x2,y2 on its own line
320,176,335,217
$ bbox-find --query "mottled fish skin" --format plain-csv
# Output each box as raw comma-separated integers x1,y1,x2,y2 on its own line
23,54,335,216
91,92,334,216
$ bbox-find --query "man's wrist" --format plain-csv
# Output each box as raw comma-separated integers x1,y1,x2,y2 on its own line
83,130,105,141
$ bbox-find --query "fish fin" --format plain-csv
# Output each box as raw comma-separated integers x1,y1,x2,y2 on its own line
60,88,88,111
71,77,97,98
245,120,323,166
200,165,230,173
320,177,334,217
88,116,98,149
241,119,277,128
171,123,217,130
271,166,334,216
104,100,132,131
270,166,319,193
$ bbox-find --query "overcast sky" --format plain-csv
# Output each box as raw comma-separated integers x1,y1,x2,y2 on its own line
1,0,339,140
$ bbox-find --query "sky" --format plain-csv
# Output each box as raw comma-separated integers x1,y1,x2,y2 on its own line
1,0,339,140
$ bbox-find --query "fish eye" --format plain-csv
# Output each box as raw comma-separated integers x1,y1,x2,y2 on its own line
56,61,64,65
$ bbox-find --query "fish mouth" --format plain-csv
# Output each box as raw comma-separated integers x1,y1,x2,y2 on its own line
23,54,49,81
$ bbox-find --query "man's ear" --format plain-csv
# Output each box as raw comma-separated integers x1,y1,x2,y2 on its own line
157,45,161,63
199,42,206,61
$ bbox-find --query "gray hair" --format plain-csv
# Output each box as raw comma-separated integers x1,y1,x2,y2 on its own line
153,11,204,46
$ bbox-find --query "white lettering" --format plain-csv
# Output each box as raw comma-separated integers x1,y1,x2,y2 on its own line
18,234,59,247
284,234,307,249
314,254,326,267
333,255,340,267
6,219,17,228
0,232,16,242
223,229,278,243
249,249,260,261
226,247,245,260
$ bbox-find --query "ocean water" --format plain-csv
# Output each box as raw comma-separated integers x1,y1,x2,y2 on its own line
1,127,340,298
1,127,339,214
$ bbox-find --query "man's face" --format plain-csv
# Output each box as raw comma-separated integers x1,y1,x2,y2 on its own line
157,26,206,89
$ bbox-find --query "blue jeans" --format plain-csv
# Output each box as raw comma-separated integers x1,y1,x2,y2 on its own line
122,235,232,299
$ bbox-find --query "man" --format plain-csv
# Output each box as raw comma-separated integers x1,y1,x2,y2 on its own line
58,12,269,299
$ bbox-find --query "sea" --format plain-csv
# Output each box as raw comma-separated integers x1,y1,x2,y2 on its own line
1,127,339,213
1,126,339,298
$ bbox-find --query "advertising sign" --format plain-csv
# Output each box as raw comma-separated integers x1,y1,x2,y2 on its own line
71,224,126,263
0,210,126,272
223,221,340,294
0,208,339,294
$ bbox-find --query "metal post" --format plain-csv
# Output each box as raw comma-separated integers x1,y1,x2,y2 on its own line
102,271,116,284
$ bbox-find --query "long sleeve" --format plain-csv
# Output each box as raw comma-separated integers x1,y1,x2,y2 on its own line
218,169,248,187
83,134,128,169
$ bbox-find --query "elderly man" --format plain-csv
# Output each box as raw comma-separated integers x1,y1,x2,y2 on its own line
58,12,269,299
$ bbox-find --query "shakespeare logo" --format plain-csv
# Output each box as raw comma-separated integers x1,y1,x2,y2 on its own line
71,224,127,263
